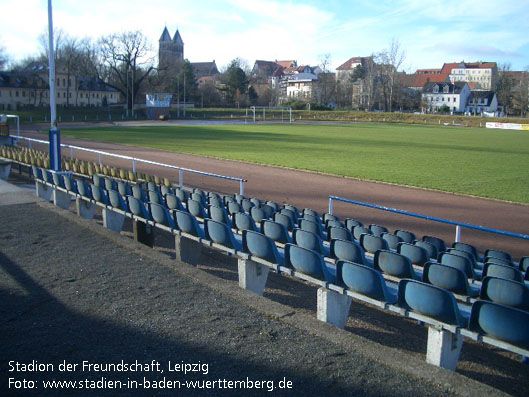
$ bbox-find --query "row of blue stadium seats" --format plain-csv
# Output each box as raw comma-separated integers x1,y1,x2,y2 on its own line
32,167,529,359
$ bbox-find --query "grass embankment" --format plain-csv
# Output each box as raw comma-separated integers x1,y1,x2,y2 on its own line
60,123,529,203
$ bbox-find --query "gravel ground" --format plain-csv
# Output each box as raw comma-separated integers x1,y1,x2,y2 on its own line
1,173,527,396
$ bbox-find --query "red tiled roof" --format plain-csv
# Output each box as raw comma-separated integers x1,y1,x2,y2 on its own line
412,73,449,88
336,56,372,71
276,60,296,68
416,69,441,74
440,62,460,75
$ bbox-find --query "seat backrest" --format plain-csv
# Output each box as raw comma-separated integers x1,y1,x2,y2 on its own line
208,196,224,208
187,199,208,219
422,262,471,297
484,249,512,263
191,192,207,206
173,209,202,237
330,238,365,265
165,193,185,211
480,276,529,311
266,201,280,212
326,219,344,230
227,201,243,215
293,229,323,254
261,204,275,219
381,232,403,250
241,199,255,213
160,185,173,196
250,197,262,207
204,219,239,250
63,175,77,193
468,301,529,349
520,257,529,273
397,243,428,267
303,213,320,225
52,172,65,188
439,252,474,279
414,240,438,260
234,212,257,232
337,260,394,303
108,189,128,211
446,248,477,267
369,224,389,237
261,220,290,244
209,204,232,227
76,180,92,199
283,204,300,219
374,250,414,279
174,187,188,202
303,208,320,220
397,279,465,326
484,256,514,268
395,229,417,243
452,242,479,261
92,174,105,188
323,213,339,224
285,244,332,282
422,235,447,253
150,202,176,228
274,212,294,231
299,218,324,239
117,181,131,197
243,230,282,265
329,226,353,242
234,193,246,204
280,208,298,223
345,218,363,231
352,226,372,241
483,262,523,283
251,207,268,223
104,177,117,192
132,184,147,202
148,189,163,205
360,233,389,254
91,184,109,205
127,195,150,220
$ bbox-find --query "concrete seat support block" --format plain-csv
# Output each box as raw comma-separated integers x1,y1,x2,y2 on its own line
0,162,11,180
238,258,270,296
426,327,463,371
317,287,352,329
76,198,96,219
133,220,154,247
102,208,125,233
53,189,71,209
175,235,202,265
36,181,52,202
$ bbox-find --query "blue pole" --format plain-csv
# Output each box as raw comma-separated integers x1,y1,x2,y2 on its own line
48,0,61,171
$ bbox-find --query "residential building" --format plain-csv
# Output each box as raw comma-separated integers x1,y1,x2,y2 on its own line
191,61,219,80
422,82,470,113
283,72,319,102
465,91,498,115
336,56,373,81
447,61,498,90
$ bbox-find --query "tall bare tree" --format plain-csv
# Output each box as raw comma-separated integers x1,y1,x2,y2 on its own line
377,38,405,112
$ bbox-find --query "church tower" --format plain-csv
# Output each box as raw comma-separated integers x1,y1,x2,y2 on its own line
158,27,184,69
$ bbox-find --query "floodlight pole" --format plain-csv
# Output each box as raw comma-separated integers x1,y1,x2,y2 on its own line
48,0,61,171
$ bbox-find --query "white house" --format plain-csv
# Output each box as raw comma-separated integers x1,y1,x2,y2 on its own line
465,91,499,115
422,82,471,113
284,73,319,101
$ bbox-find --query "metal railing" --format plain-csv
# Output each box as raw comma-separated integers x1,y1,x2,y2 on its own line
328,195,529,243
10,135,247,195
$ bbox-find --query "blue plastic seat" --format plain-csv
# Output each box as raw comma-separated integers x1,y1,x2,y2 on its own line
261,204,275,219
261,220,291,244
204,219,242,251
32,165,43,181
191,191,208,207
452,242,479,262
174,187,188,202
302,213,320,225
148,189,164,205
243,230,284,266
187,199,208,219
208,196,224,208
422,235,447,253
397,242,428,267
132,184,149,202
330,238,366,265
234,193,246,204
337,260,396,303
160,185,174,196
397,279,467,326
91,184,109,205
76,180,92,199
352,226,372,241
395,230,417,244
234,212,257,232
422,262,479,298
381,232,403,250
173,209,204,238
209,204,232,227
241,199,255,213
150,202,176,228
147,181,161,193
42,169,53,184
328,226,353,242
439,252,475,279
374,250,418,280
360,233,389,254
283,204,301,220
251,207,268,223
323,213,340,224
223,195,236,205
165,193,186,211
293,229,326,255
480,276,529,311
266,201,280,212
345,218,363,231
227,201,243,215
285,244,334,282
108,189,129,211
52,172,65,188
369,224,389,237
127,196,151,220
299,218,325,239
468,301,529,349
446,248,479,269
484,257,514,268
520,257,529,273
250,197,262,208
274,212,295,232
303,208,320,221
117,181,132,197
104,177,117,192
280,208,298,224
326,219,344,230
482,263,523,283
414,240,438,260
92,174,105,188
63,175,78,194
485,249,512,263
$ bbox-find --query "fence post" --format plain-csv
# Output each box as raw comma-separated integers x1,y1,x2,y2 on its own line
455,225,461,243
329,197,333,215
70,147,73,158
98,153,102,165
179,169,183,188
132,159,136,174
239,180,244,196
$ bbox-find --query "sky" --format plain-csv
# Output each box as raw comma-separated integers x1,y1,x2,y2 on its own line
1,0,529,72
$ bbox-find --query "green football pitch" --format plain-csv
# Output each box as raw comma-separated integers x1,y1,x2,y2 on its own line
61,123,529,204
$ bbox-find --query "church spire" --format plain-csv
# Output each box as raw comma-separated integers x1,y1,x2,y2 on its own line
159,26,171,42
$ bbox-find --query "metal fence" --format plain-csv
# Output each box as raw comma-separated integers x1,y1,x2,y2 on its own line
328,195,529,244
11,135,247,195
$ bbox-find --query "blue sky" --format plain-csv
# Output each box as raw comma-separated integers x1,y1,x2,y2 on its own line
2,0,528,72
